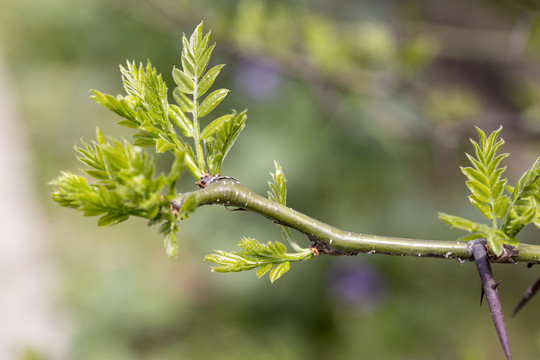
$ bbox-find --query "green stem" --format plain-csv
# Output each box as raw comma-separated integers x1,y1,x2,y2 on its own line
192,74,205,172
490,202,498,229
173,179,540,264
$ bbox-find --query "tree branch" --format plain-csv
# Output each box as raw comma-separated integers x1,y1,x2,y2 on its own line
172,179,540,264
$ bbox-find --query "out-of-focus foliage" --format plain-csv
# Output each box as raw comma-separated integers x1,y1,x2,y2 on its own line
4,0,540,358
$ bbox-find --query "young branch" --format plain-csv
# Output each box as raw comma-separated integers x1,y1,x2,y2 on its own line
172,179,540,264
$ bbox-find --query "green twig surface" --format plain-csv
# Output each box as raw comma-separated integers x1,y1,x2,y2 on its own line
173,179,540,264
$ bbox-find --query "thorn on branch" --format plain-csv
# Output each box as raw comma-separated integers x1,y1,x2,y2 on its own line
513,273,540,318
480,280,503,306
469,239,512,360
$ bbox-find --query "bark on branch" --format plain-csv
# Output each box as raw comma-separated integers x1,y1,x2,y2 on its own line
172,179,540,264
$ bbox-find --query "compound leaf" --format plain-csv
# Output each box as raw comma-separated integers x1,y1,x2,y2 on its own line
204,237,312,282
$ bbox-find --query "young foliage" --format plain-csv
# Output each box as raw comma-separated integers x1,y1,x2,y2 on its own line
440,127,540,256
438,212,513,251
51,23,246,258
91,22,245,180
462,126,508,225
172,22,245,177
204,162,312,282
203,110,247,175
48,22,540,357
267,161,303,252
50,129,189,257
204,238,312,283
502,156,540,236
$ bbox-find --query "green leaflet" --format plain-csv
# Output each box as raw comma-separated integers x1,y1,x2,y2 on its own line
169,105,194,138
91,91,140,128
200,114,232,140
198,89,229,117
173,89,194,114
198,64,225,97
172,68,195,94
269,262,291,283
97,213,130,227
267,160,287,205
205,110,247,174
256,263,273,278
267,161,303,252
156,138,174,153
159,219,179,258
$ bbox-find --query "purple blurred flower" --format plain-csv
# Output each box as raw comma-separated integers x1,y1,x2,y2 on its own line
234,57,281,102
328,261,388,312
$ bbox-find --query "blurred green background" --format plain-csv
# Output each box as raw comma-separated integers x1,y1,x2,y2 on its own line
2,0,540,359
